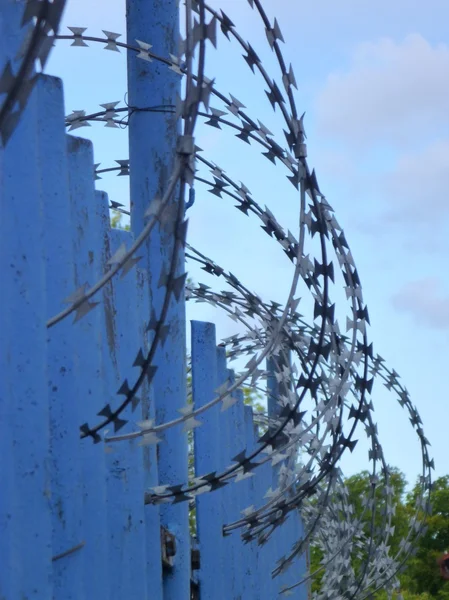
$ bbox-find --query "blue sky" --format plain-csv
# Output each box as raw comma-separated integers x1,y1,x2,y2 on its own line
47,0,449,487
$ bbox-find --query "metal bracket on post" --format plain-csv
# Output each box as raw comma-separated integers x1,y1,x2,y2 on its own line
191,547,200,571
176,135,196,185
176,135,195,156
190,579,200,600
161,526,177,569
190,537,200,599
294,142,307,158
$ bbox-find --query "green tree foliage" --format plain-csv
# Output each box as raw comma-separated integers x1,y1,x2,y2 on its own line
401,476,449,599
242,385,265,414
310,471,449,599
110,209,130,230
344,468,410,558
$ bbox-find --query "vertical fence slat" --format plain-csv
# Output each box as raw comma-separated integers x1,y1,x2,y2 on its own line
268,355,288,598
126,1,189,597
133,249,163,600
255,446,275,600
252,414,273,600
66,135,110,600
248,395,272,600
244,405,261,600
139,280,164,600
104,226,149,600
235,386,255,600
297,518,309,599
220,368,246,600
0,74,53,599
191,321,224,598
217,356,236,598
217,358,238,600
36,75,85,600
283,497,300,595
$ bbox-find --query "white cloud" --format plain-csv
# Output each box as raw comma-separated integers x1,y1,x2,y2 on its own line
391,278,449,329
382,139,449,223
315,34,449,149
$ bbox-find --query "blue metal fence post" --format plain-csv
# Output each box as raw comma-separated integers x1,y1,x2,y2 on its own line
267,353,287,596
243,405,260,599
37,75,84,600
191,321,224,598
0,76,53,597
253,430,275,600
104,225,149,599
220,366,245,599
126,1,189,597
66,136,110,600
0,5,55,598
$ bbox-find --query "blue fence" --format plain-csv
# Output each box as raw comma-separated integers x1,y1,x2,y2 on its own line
0,1,307,598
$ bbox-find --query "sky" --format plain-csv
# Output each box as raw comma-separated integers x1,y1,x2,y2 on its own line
46,0,449,487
